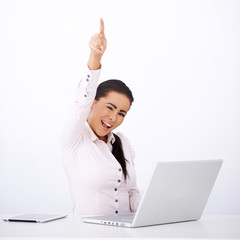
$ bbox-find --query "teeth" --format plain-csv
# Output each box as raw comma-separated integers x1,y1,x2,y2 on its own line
102,120,112,128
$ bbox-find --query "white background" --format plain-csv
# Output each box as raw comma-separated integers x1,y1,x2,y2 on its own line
0,0,239,215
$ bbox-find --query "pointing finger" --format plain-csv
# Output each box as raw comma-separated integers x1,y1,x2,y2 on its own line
99,18,104,36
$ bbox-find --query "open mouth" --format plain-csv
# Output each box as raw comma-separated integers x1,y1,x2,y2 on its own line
101,120,112,130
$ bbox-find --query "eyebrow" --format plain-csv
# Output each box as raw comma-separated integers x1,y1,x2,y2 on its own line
106,103,127,114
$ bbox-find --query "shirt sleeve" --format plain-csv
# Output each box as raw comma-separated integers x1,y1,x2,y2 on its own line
128,144,141,212
117,132,141,212
60,66,101,150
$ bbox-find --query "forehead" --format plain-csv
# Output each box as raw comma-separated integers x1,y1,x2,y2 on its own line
101,91,131,111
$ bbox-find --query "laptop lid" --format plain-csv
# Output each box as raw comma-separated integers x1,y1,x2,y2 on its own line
132,159,222,227
3,214,67,223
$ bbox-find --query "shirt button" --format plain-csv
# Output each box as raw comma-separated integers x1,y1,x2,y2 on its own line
118,179,121,183
114,188,117,191
118,168,122,172
115,210,118,214
87,74,90,78
84,94,87,97
86,78,89,82
115,199,118,202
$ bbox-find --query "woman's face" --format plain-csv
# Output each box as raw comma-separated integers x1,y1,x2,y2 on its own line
87,91,131,142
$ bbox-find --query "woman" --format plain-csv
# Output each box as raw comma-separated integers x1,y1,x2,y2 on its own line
61,19,141,216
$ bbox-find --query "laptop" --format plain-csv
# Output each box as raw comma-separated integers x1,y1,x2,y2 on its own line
82,159,223,228
3,214,67,223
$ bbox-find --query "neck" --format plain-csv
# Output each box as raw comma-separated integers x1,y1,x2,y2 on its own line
86,119,108,143
99,135,108,143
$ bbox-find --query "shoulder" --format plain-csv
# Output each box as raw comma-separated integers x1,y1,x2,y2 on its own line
115,132,135,162
115,132,132,148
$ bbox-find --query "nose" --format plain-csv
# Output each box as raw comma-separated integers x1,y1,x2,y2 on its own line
109,111,117,123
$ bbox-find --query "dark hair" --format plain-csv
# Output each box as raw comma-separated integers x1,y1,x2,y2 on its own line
95,79,134,104
95,79,134,180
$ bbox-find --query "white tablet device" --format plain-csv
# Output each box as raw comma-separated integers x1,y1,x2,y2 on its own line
3,214,67,223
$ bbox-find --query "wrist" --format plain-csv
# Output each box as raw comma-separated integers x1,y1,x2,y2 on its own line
88,51,103,70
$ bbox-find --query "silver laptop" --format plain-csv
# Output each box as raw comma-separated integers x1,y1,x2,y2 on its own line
3,214,67,223
82,159,223,228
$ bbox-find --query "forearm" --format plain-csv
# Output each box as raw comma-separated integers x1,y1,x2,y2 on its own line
88,51,103,70
129,188,141,212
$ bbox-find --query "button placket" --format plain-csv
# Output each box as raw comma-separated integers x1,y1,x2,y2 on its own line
114,186,119,214
117,167,123,186
114,197,119,208
114,167,123,214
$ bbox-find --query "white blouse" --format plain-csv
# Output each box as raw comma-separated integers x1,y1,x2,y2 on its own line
61,66,141,216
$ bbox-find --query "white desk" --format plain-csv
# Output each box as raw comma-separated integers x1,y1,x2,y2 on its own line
0,214,240,239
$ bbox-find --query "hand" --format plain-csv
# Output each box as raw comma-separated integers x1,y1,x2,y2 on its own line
89,18,107,55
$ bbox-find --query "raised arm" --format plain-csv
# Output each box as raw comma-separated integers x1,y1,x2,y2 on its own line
61,19,107,150
88,18,107,70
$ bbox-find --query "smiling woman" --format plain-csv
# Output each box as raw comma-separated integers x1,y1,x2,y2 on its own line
60,19,141,215
88,80,133,141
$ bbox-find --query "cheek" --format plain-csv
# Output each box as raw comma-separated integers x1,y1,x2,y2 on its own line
90,105,104,117
115,117,124,127
88,108,99,124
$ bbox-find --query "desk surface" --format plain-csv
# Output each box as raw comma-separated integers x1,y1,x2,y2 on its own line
0,214,240,239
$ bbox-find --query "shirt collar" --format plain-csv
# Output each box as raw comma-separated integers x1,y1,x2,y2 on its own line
85,121,116,144
107,131,116,145
85,121,98,142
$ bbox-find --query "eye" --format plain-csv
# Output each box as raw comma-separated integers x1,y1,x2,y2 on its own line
107,106,113,110
119,113,126,117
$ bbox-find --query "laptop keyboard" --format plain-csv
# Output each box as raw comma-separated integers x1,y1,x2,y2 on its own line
115,213,135,222
93,212,135,223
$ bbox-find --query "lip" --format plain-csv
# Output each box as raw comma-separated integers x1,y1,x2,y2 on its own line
101,120,112,131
